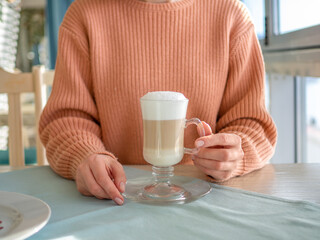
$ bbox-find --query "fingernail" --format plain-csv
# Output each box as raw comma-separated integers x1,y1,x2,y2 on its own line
196,140,204,147
120,182,125,192
114,197,123,205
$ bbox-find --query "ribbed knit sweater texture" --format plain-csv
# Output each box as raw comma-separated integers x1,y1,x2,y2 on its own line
39,0,277,179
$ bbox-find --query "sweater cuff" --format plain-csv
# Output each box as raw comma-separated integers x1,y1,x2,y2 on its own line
46,130,116,179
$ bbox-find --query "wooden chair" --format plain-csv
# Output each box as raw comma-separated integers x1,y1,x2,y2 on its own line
0,65,54,167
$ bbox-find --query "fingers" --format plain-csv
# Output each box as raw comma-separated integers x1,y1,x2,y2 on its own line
196,133,241,148
192,147,243,180
90,158,124,204
192,133,244,181
196,147,244,162
110,161,127,193
193,161,234,181
192,145,243,181
193,156,237,171
76,154,126,205
77,163,108,200
197,121,212,137
75,166,95,197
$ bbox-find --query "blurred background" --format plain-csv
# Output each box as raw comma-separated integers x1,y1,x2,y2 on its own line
0,0,319,164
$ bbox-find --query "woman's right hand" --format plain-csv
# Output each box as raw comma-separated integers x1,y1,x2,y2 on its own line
75,154,126,205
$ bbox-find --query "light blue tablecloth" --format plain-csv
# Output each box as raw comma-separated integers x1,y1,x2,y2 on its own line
0,166,319,240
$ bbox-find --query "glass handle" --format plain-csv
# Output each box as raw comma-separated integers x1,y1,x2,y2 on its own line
184,118,205,155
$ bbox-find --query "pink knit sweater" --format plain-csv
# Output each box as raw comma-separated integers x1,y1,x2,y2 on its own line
39,0,277,179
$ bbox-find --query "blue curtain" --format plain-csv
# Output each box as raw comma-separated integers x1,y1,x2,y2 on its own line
46,0,74,69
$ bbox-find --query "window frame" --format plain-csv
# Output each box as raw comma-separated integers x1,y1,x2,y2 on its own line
261,0,320,52
252,0,320,164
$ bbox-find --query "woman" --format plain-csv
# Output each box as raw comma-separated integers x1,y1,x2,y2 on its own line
39,0,277,205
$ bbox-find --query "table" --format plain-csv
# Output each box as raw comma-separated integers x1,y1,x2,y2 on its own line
1,164,320,239
1,163,320,203
132,164,320,204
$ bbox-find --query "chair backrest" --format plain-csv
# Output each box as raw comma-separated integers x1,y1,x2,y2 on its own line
0,65,54,167
33,65,54,166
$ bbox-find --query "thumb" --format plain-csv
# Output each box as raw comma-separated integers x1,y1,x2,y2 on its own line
197,121,212,137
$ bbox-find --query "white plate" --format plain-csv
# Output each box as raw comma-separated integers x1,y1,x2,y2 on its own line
0,191,51,240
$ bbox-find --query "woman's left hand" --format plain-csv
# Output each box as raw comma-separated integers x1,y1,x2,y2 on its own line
193,123,244,181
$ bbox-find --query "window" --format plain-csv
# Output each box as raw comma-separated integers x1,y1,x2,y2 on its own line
278,0,320,34
243,0,320,164
306,77,320,163
242,0,265,39
265,75,270,112
267,74,296,163
0,0,21,70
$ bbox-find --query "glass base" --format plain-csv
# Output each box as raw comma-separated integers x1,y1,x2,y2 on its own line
123,166,212,204
142,182,191,200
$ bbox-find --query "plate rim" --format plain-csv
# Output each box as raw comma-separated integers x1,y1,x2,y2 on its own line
0,191,51,240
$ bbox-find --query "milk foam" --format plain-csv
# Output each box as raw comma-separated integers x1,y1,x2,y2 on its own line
141,91,187,101
140,91,188,120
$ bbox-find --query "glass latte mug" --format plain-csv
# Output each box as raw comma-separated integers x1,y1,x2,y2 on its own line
138,91,207,201
141,92,204,167
123,91,212,203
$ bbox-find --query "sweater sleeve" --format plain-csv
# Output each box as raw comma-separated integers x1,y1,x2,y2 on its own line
216,25,277,178
39,24,116,179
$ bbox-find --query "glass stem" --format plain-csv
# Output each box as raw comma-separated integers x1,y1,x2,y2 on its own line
152,166,174,184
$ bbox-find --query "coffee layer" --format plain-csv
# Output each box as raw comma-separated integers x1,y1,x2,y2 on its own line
143,119,185,166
